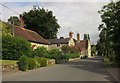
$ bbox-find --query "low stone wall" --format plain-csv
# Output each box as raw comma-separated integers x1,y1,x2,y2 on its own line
47,59,55,65
68,57,80,61
2,59,56,72
2,64,19,72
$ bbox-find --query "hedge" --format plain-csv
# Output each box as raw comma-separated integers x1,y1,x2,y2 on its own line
18,56,47,71
65,53,80,59
18,56,28,71
28,58,36,70
33,47,48,58
35,57,47,67
2,35,32,60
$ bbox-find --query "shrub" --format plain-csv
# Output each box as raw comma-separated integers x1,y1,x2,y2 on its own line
65,53,79,59
18,56,28,71
33,47,48,58
2,35,32,60
48,49,62,59
61,46,79,54
35,58,47,67
28,58,36,70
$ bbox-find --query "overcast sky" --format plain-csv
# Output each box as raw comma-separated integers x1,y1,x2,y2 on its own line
1,0,111,44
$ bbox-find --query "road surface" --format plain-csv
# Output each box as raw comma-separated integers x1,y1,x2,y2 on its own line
2,56,115,81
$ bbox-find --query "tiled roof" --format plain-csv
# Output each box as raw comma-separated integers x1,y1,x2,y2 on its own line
47,38,77,44
13,26,50,44
47,38,70,44
75,40,88,51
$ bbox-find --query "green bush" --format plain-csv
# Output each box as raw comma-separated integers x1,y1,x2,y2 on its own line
48,49,63,63
2,35,32,60
35,58,47,67
28,58,36,70
18,56,28,71
65,53,79,59
48,49,62,59
33,47,48,58
61,46,79,54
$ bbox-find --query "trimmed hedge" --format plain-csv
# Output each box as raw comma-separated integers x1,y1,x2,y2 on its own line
28,58,36,70
65,53,80,59
18,56,28,71
33,47,48,58
18,56,47,71
48,49,63,64
35,58,47,67
2,35,32,60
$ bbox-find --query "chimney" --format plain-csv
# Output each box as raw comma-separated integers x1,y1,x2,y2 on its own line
19,14,24,27
69,31,73,39
77,33,80,42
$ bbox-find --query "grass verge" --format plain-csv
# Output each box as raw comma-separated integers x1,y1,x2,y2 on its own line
0,60,18,65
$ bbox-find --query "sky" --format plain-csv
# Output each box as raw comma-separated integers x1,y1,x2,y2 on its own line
1,0,112,44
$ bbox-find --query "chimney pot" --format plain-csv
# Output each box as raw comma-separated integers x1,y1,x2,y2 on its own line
77,33,80,41
69,31,73,39
19,14,24,27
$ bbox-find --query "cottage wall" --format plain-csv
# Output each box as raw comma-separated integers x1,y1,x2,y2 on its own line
48,44,67,50
68,38,75,46
87,40,91,58
31,42,49,50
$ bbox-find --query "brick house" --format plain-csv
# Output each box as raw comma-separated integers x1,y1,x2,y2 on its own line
75,33,91,58
47,31,76,50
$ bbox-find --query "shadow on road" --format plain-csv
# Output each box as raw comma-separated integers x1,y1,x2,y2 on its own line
62,56,117,82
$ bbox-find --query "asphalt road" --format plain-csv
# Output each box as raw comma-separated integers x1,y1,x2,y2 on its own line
2,56,115,81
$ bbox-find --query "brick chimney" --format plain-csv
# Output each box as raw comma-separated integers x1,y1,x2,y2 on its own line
19,14,24,27
69,31,73,39
77,33,80,42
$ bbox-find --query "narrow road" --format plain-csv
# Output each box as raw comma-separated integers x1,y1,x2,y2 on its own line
2,56,115,81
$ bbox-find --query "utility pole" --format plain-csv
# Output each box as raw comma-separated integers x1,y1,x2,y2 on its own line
12,17,14,37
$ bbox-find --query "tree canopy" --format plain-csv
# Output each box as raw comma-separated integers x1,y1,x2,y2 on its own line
22,7,60,39
8,16,19,26
97,1,120,63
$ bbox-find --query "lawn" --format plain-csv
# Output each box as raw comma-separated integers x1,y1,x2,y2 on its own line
0,60,18,65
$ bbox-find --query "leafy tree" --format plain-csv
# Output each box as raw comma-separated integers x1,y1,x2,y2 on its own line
84,34,90,40
22,7,60,39
97,1,120,63
0,21,11,35
8,16,19,26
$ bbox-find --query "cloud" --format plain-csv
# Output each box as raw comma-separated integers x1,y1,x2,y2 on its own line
1,2,109,44
2,0,111,2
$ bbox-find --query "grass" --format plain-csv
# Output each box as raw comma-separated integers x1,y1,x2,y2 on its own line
103,57,118,68
0,60,18,65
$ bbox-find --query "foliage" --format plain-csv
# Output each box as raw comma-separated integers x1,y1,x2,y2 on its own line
22,7,60,39
0,21,11,35
97,1,120,63
65,53,79,59
84,34,90,40
33,47,48,58
47,49,63,64
35,57,47,67
8,16,19,26
18,56,47,71
61,46,79,54
91,45,96,56
28,58,36,70
2,35,32,60
61,45,69,54
48,49,62,59
18,56,28,71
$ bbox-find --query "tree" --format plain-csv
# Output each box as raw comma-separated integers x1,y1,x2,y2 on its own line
84,34,90,40
22,7,60,39
8,16,19,26
97,1,120,63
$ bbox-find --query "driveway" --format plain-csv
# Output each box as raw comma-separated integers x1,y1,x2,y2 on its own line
2,56,116,81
